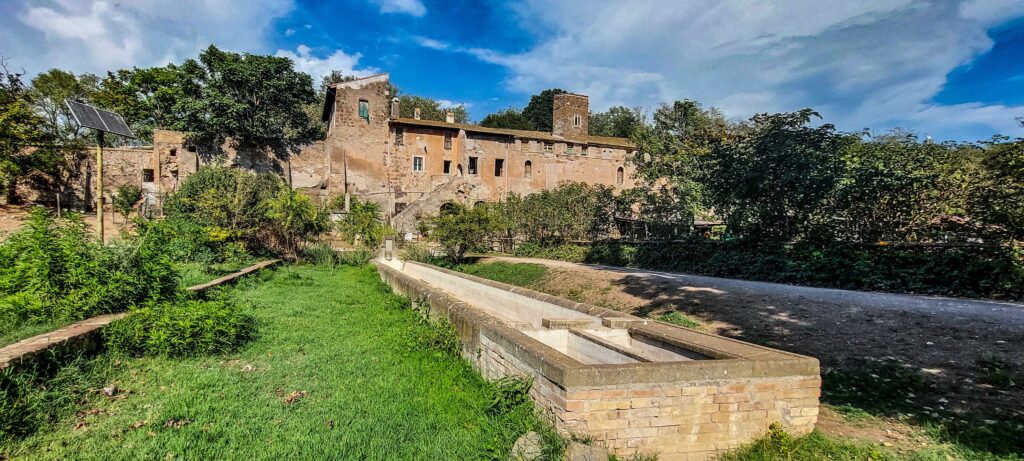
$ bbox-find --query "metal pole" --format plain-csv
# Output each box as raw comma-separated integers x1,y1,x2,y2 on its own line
96,131,104,243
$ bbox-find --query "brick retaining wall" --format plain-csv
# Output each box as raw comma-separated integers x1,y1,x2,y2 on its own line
375,260,820,460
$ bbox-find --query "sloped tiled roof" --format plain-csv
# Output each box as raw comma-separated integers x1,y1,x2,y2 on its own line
391,117,634,149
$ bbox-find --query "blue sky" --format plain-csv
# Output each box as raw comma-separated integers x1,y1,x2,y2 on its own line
2,0,1023,141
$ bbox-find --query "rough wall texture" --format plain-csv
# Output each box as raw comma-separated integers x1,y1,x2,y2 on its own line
552,93,590,141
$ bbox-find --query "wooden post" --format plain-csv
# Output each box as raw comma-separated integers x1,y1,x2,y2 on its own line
96,131,104,243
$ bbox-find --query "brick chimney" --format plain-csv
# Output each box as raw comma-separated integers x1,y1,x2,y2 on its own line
445,111,455,124
413,107,421,120
390,97,400,118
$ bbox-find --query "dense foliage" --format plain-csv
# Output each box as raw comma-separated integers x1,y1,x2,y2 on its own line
397,94,469,123
104,298,256,357
164,166,329,258
419,203,495,263
479,108,536,130
335,196,393,248
0,208,179,335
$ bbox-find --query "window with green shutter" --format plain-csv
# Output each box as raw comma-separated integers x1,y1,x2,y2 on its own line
358,100,369,122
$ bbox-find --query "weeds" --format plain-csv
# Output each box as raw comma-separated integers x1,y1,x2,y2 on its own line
104,298,256,357
657,311,702,329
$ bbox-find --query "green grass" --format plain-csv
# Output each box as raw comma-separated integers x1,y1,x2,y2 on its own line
720,428,911,461
0,320,70,348
457,261,549,288
656,311,702,329
1,264,558,460
176,260,257,289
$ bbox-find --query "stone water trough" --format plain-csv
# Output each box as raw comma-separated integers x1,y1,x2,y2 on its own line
375,258,820,461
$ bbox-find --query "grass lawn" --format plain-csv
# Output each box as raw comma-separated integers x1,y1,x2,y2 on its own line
1,264,553,460
457,260,549,287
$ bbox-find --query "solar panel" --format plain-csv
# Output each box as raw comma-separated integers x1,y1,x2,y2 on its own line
65,100,135,138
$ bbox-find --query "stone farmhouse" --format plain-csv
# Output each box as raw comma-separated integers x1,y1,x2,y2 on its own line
40,73,637,235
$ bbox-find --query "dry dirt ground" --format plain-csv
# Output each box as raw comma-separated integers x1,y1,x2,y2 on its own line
0,204,126,241
484,256,1024,449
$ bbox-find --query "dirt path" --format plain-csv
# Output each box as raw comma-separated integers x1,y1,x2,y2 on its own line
486,256,1024,427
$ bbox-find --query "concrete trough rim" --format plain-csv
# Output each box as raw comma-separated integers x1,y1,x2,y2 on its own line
376,260,819,389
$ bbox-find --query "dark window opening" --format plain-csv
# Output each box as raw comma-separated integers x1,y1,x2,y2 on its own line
566,144,574,156
468,156,478,175
395,126,404,145
444,132,453,150
443,160,452,174
581,146,588,156
186,145,197,153
142,169,155,183
474,201,486,209
395,203,407,214
494,159,504,177
440,202,457,215
524,160,532,179
616,166,624,185
169,148,177,157
358,99,369,122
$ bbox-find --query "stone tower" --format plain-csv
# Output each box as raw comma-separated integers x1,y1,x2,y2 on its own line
552,93,589,140
323,73,393,208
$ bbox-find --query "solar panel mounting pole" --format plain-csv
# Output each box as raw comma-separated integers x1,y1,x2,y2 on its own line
96,131,104,243
64,100,135,244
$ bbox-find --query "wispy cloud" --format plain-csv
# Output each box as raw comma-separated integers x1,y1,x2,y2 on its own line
413,36,448,50
457,0,1024,140
371,0,426,17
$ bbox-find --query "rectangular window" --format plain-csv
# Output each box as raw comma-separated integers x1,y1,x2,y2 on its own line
443,160,452,174
358,99,369,122
186,145,197,153
413,156,424,172
444,131,453,150
169,148,177,157
543,142,553,154
574,114,581,127
494,159,504,177
142,169,155,183
566,144,574,156
395,126,404,146
468,156,478,175
581,146,588,156
394,203,407,215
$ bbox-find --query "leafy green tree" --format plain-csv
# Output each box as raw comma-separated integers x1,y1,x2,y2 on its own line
522,89,566,132
589,106,644,138
266,186,330,257
703,109,850,241
0,60,54,203
28,69,99,141
480,108,535,130
112,184,142,224
970,139,1024,240
422,203,494,263
173,45,319,158
92,66,182,143
397,95,469,123
336,196,394,248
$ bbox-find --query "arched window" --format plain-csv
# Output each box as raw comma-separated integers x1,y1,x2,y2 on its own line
474,201,486,209
616,166,624,186
440,202,457,215
524,160,532,179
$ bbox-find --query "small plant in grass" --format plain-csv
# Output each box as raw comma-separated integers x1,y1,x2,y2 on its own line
104,299,256,357
486,376,533,416
413,315,461,357
657,311,701,329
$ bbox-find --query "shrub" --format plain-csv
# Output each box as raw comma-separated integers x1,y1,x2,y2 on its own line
0,208,179,335
303,243,374,267
420,202,495,263
486,376,533,416
335,197,394,248
112,184,142,223
104,299,256,357
400,242,442,264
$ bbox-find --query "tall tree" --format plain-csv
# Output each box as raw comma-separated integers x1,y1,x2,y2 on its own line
397,95,469,123
93,66,182,143
480,108,535,130
589,106,644,138
28,69,99,141
522,89,566,132
703,109,850,241
173,45,319,158
0,59,55,203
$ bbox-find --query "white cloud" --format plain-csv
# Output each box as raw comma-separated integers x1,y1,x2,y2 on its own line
3,0,294,76
414,36,449,50
275,45,379,83
466,0,1024,140
437,99,471,109
285,28,296,37
372,0,426,17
